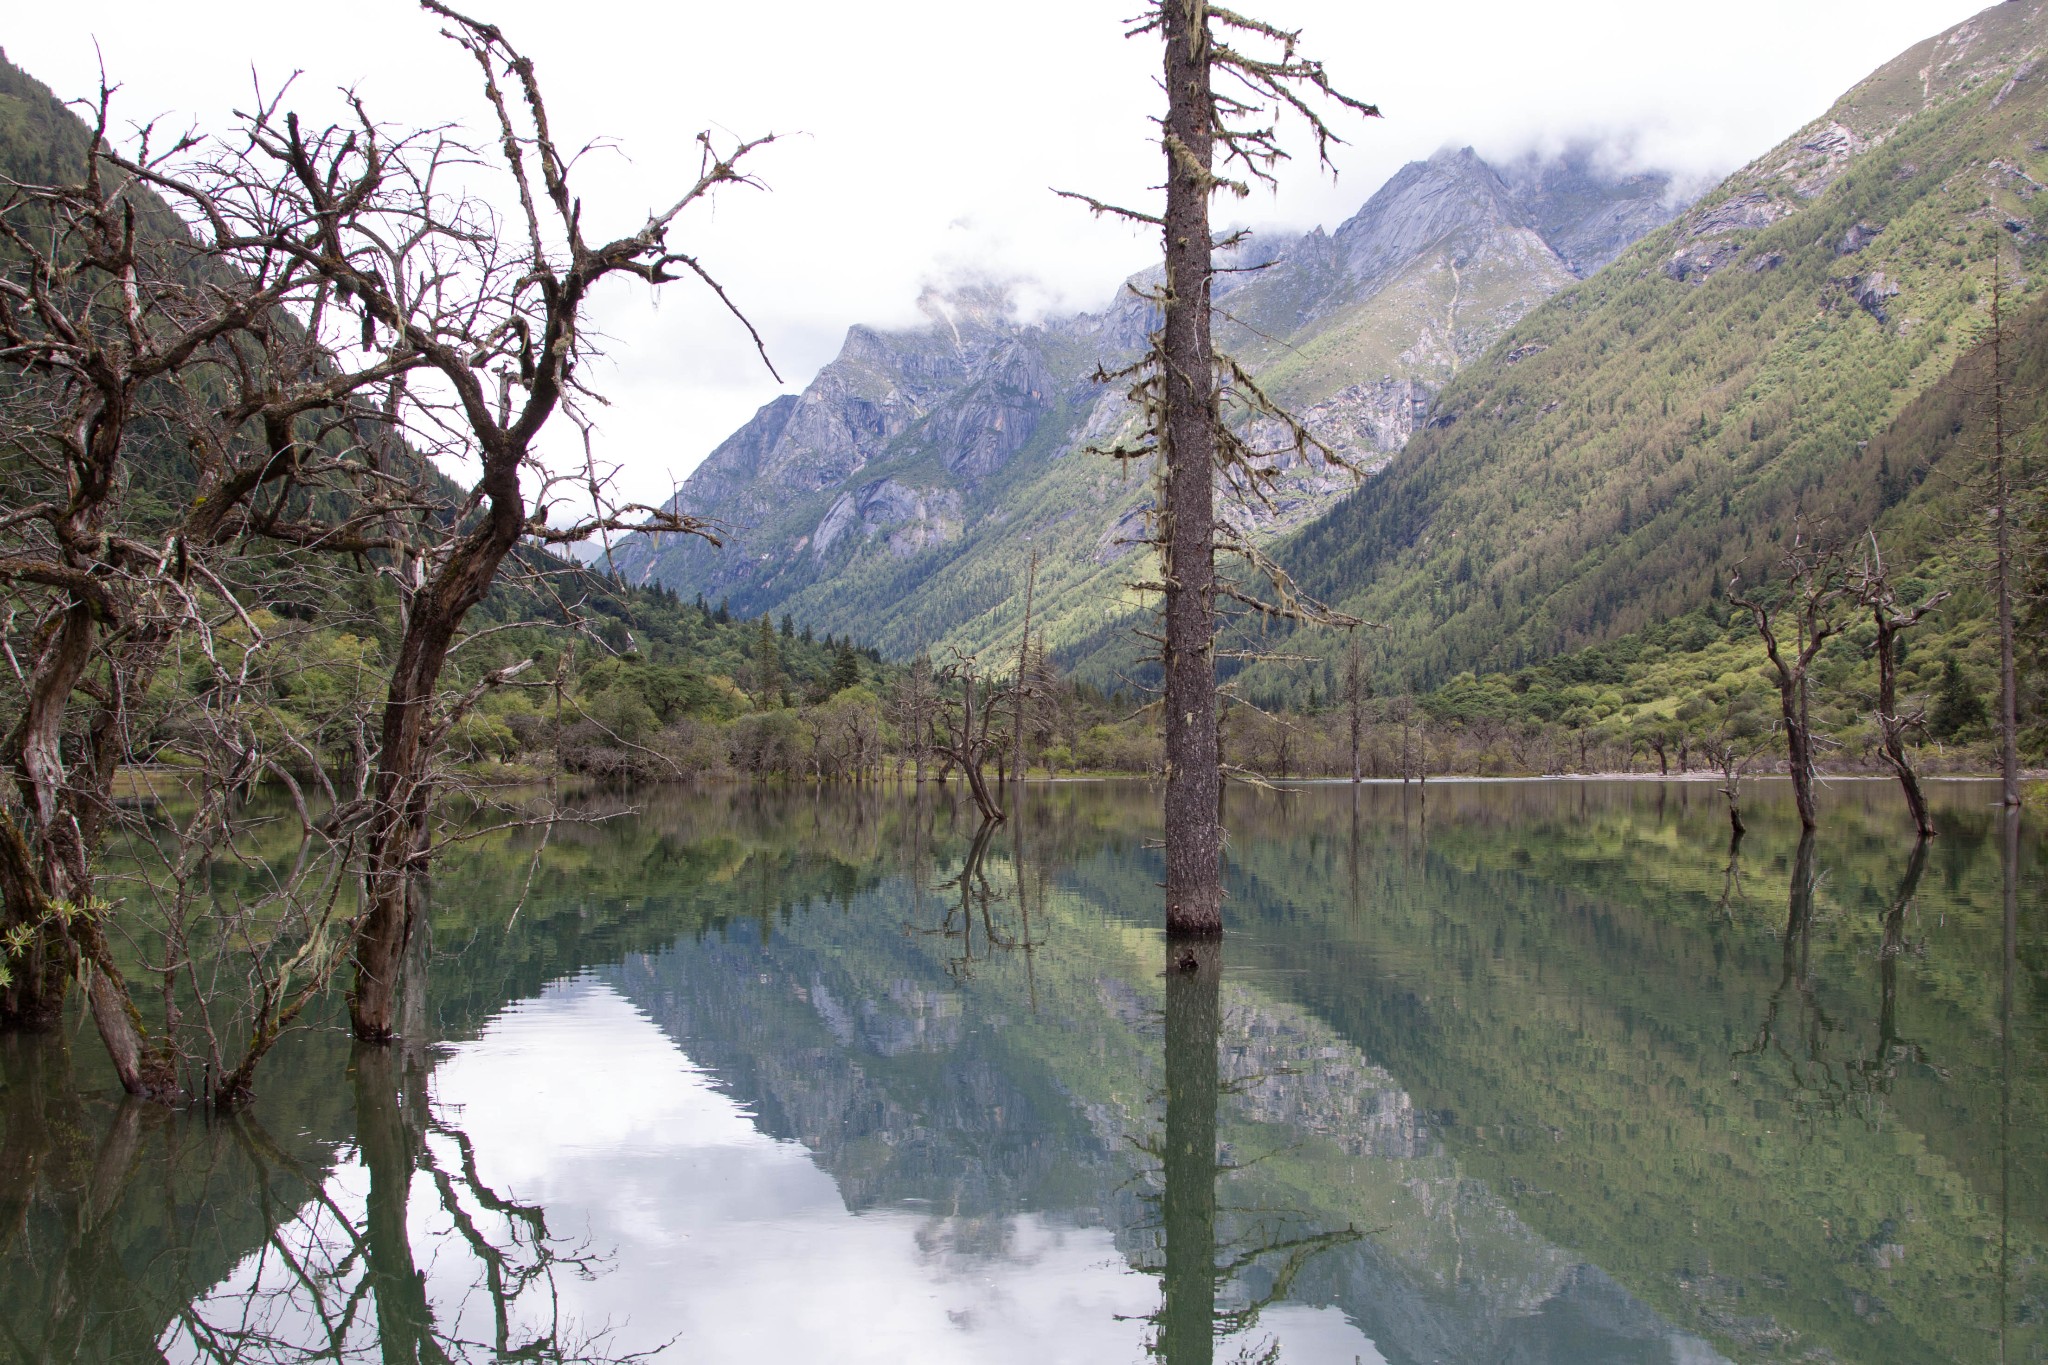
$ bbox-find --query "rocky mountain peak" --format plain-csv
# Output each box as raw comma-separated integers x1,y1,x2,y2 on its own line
1492,145,1680,276
1327,146,1527,287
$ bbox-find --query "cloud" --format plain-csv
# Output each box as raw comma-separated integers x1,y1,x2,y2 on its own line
2,0,1994,503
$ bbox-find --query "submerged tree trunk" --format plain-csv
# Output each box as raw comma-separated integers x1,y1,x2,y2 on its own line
1731,547,1845,836
1778,675,1820,833
1877,634,1936,840
1856,544,1947,840
352,523,519,1042
1,606,172,1098
1159,0,1224,938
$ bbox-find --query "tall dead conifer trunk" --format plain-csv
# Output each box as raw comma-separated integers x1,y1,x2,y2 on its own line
1064,1,1373,937
1011,547,1039,785
1988,263,2022,808
1342,644,1366,784
1158,1,1226,938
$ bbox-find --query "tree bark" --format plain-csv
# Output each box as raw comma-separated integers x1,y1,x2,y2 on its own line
1874,618,1935,839
1344,648,1364,785
1160,0,1224,938
2,597,172,1098
352,482,525,1042
1778,673,1819,833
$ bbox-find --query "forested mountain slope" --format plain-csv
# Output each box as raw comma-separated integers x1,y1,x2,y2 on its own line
1265,0,2048,693
610,148,1680,663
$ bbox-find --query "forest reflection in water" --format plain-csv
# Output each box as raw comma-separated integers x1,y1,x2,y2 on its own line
0,778,2040,1364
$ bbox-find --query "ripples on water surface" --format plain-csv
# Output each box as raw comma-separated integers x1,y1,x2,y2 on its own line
1,779,2040,1363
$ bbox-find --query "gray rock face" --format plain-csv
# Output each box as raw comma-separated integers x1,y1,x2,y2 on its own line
1327,148,1528,293
810,479,965,560
1837,220,1883,254
929,342,1054,479
1664,240,1742,283
1850,270,1901,321
1686,192,1791,239
1494,145,1681,277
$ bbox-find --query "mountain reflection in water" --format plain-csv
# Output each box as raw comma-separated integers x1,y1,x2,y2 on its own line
0,780,2037,1363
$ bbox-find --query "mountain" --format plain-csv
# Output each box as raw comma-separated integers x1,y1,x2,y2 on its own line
1269,0,2048,693
620,1,2046,721
609,146,1682,664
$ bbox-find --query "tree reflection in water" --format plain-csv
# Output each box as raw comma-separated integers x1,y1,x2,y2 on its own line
2000,807,2020,1364
908,814,1044,987
0,1036,633,1364
1743,835,1951,1122
1160,939,1222,1365
1737,833,1847,1118
1148,939,1363,1365
1848,838,1930,1096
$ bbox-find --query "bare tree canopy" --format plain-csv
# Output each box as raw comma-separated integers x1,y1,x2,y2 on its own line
0,0,780,1098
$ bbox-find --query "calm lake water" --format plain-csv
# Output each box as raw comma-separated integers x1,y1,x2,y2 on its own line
2,779,2041,1364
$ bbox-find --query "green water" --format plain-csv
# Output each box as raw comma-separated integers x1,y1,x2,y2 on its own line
1,779,2040,1364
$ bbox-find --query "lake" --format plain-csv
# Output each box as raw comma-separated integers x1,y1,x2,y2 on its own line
1,778,2039,1363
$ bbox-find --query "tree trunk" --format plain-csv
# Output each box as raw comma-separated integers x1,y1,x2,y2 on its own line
1,609,172,1098
0,813,70,1032
1012,549,1038,783
1159,0,1224,938
953,675,1005,825
1875,623,1935,839
351,484,524,1042
1990,267,2022,808
1774,675,1819,833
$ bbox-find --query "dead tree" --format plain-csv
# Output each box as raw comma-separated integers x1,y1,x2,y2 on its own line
1706,737,1751,842
1690,685,1768,842
1341,640,1367,784
1060,1,1376,936
1728,526,1850,833
0,88,416,1100
1009,546,1039,783
1853,537,1949,839
1985,261,2022,807
933,650,1005,824
890,652,940,784
117,2,780,1041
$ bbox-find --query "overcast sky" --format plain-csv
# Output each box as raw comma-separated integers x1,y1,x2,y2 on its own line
4,0,1998,503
